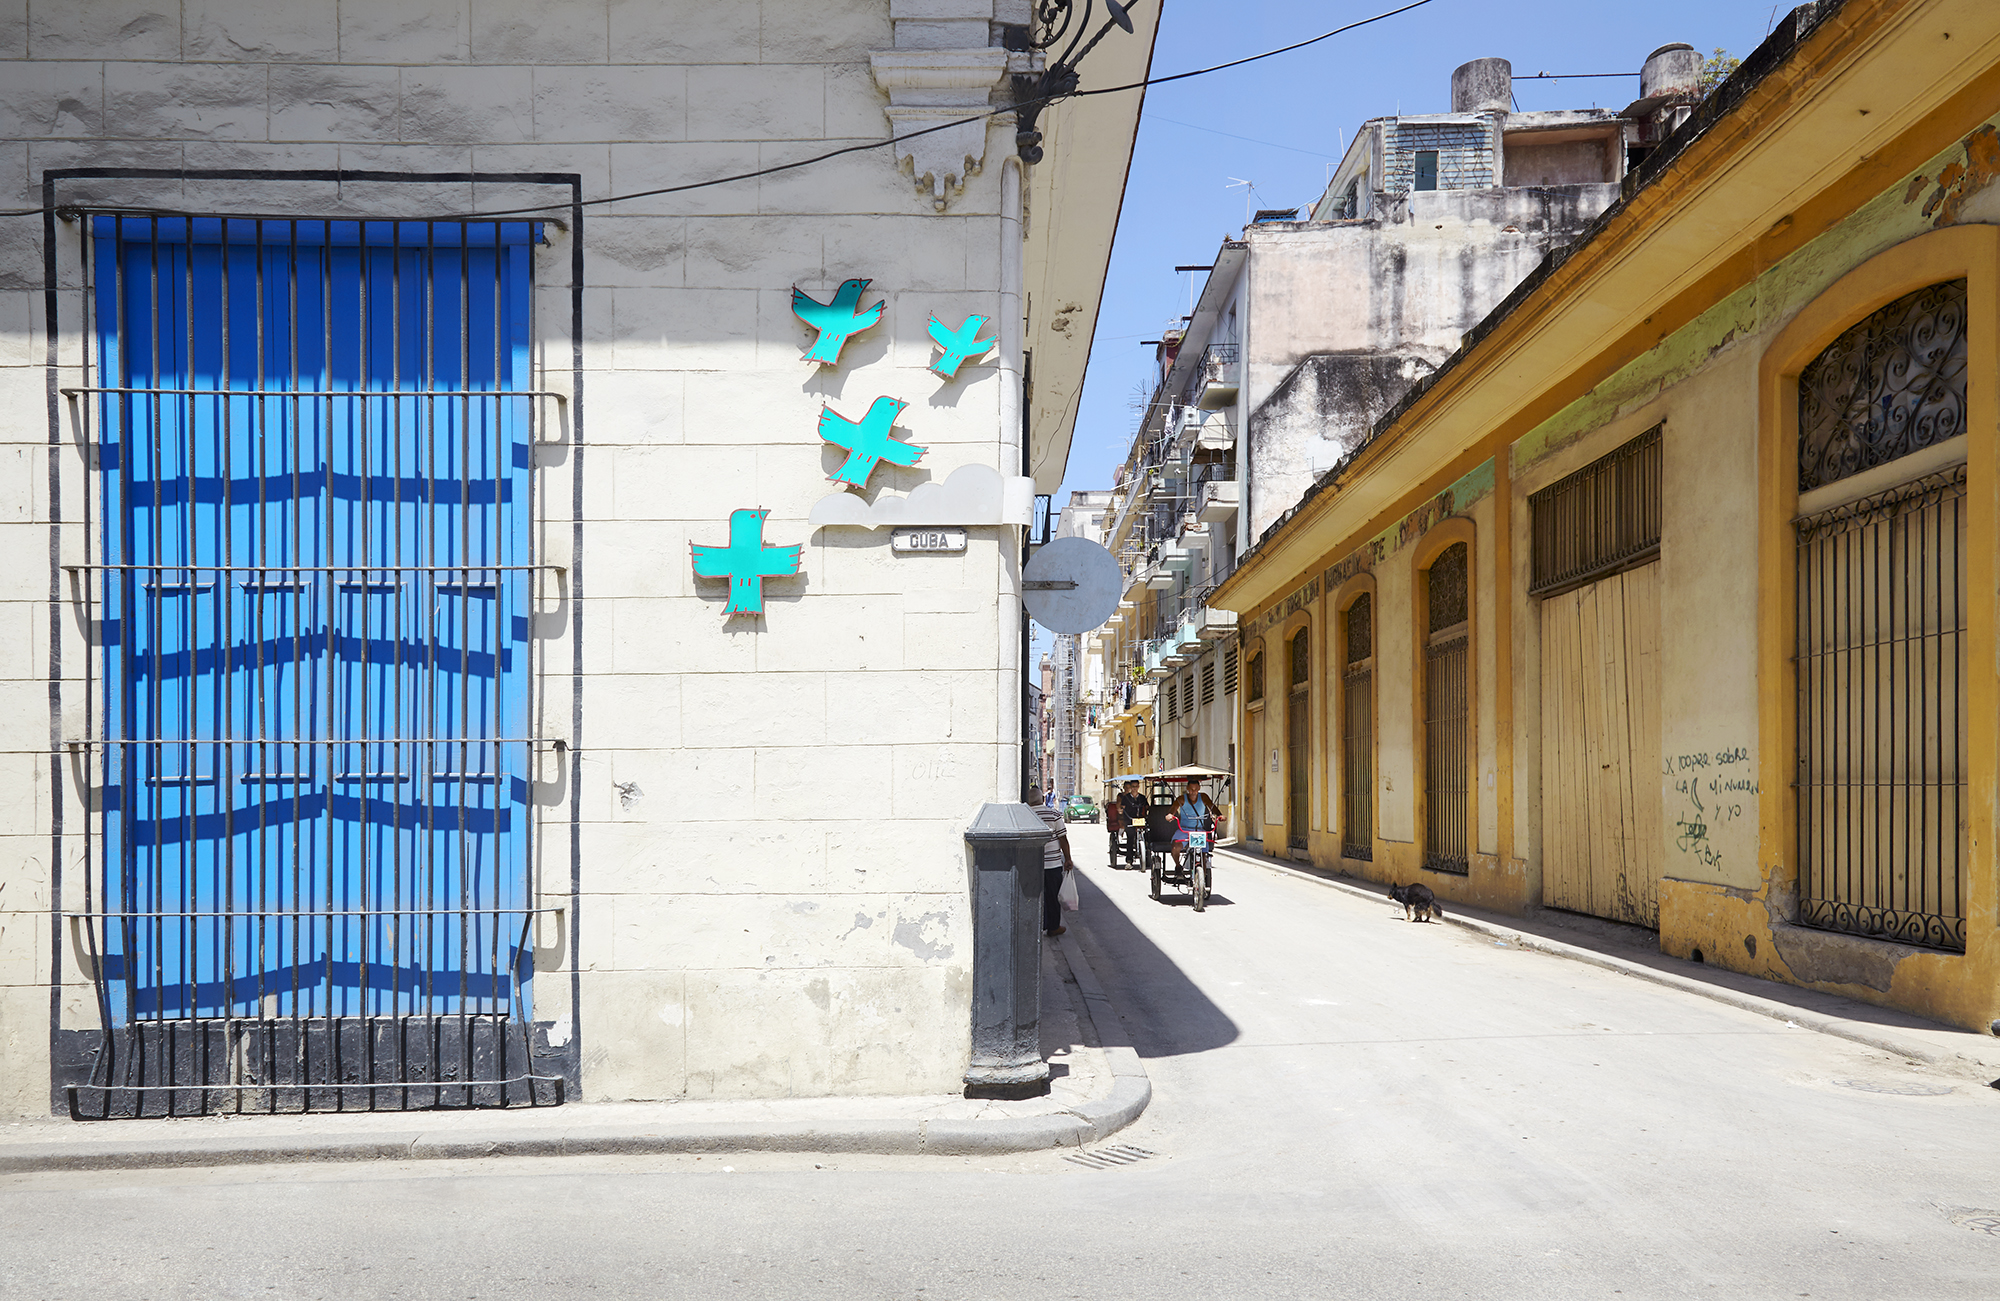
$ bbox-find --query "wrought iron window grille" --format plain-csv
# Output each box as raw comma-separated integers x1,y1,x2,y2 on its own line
1528,426,1662,597
1798,280,1967,493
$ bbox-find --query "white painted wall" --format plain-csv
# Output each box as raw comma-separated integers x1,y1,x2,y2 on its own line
0,0,1048,1115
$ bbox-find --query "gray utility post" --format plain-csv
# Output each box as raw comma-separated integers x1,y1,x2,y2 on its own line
962,802,1056,1098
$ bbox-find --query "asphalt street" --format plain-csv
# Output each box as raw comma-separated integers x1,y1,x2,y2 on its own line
5,823,1998,1300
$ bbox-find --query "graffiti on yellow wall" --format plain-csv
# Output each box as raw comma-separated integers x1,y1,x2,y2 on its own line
1663,745,1760,873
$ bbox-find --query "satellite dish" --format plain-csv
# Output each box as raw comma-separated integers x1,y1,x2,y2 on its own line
1022,537,1123,633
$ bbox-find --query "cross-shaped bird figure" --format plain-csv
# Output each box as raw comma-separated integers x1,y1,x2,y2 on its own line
792,278,885,368
926,312,998,380
689,508,802,617
819,396,926,488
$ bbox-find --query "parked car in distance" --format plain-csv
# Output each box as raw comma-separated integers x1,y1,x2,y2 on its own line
1064,794,1100,823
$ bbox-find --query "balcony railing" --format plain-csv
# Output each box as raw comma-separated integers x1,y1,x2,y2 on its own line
1189,344,1240,410
1197,478,1239,523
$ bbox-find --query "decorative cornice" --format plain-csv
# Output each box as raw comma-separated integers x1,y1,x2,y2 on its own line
868,48,1030,210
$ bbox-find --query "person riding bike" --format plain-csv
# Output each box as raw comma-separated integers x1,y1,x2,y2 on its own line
1142,791,1180,866
1170,777,1224,875
1115,779,1147,866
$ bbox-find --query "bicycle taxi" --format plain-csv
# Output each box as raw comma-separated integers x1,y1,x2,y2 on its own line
1101,772,1150,870
1139,764,1232,912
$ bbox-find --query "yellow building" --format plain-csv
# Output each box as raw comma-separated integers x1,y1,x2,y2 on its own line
1212,0,2000,1033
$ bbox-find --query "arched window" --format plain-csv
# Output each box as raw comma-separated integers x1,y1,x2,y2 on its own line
1798,280,1966,491
1287,627,1311,850
1795,281,1967,951
1423,544,1469,874
1340,595,1374,861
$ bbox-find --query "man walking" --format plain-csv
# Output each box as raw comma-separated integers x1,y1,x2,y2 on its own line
1027,785,1075,937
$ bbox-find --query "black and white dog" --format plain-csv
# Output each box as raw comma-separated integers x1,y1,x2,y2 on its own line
1389,882,1443,923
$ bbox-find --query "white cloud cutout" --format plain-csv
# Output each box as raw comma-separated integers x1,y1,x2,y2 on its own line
808,464,1036,529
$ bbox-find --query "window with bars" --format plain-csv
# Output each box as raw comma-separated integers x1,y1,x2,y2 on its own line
73,215,560,1117
1424,544,1469,874
1529,427,1661,596
1341,594,1373,861
1246,650,1264,703
1287,628,1311,849
1794,279,1968,952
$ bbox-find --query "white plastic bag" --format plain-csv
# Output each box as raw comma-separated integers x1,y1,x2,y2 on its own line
1058,871,1080,912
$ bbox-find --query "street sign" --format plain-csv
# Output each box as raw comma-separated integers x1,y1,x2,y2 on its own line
1021,536,1122,633
891,527,967,554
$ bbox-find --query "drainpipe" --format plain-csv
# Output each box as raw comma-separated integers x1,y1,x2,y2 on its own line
1000,154,1027,801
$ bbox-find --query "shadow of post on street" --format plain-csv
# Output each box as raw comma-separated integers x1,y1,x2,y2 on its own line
1063,865,1241,1061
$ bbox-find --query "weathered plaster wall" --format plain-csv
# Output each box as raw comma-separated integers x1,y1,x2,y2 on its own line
1502,139,1613,187
1242,184,1616,541
0,0,1029,1115
1505,112,2000,1032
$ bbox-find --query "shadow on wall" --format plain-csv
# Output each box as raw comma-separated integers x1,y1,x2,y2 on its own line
1066,867,1241,1060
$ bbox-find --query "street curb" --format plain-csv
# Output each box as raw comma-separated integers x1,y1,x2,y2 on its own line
0,933,1149,1174
1218,844,2000,1078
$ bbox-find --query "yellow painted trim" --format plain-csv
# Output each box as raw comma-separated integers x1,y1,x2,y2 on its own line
1279,609,1314,852
1493,455,1515,870
1758,223,2000,1027
1212,1,2000,618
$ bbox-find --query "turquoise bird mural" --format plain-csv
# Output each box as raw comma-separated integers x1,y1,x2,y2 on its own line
819,396,925,488
690,509,802,617
792,278,885,368
926,312,998,380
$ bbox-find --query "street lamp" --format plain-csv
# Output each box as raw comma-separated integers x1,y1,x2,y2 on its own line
1012,0,1142,164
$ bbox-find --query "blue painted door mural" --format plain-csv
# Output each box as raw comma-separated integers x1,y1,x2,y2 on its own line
84,216,555,1113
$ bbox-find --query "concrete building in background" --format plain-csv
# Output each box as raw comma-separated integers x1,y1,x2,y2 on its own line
1213,0,2000,1035
1045,489,1113,802
1212,46,1710,551
0,1,1155,1117
1088,45,1700,841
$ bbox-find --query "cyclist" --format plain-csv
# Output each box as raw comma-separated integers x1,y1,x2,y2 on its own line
1115,779,1147,866
1170,777,1225,875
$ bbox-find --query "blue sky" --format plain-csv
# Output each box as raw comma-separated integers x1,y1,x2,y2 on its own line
1057,0,1789,501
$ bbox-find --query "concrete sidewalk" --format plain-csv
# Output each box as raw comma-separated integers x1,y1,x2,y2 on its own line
0,932,1149,1174
1215,841,2000,1082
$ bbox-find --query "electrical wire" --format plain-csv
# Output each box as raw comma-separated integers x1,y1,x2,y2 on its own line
0,0,1434,222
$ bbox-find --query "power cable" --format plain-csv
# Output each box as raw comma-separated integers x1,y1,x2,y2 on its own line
0,0,1433,222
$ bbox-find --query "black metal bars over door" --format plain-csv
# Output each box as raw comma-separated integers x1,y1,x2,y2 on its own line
1795,472,1967,951
1792,276,1969,953
71,215,564,1117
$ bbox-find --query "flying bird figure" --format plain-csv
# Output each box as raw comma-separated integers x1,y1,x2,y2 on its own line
819,396,925,489
690,509,802,617
792,278,885,368
926,312,998,380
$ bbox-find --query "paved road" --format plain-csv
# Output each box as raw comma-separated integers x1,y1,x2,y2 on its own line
6,825,1998,1300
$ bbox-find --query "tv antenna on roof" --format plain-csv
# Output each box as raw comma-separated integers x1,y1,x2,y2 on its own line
1226,177,1257,228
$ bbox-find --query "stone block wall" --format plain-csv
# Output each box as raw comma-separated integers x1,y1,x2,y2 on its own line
0,0,1026,1114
